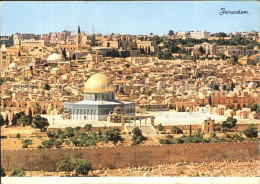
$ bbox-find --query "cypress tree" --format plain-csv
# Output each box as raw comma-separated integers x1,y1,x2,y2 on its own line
148,47,151,55
12,112,17,126
0,115,4,126
209,95,212,106
5,114,9,126
29,108,33,125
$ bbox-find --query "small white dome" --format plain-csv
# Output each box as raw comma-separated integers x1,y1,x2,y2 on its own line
9,63,17,68
47,53,63,61
248,82,255,88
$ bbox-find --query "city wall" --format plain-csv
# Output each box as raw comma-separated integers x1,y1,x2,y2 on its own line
1,142,258,172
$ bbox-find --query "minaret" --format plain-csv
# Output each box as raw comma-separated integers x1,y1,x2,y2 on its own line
76,25,82,50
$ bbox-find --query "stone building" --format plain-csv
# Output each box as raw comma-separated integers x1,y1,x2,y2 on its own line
63,73,135,121
194,42,218,55
202,117,215,134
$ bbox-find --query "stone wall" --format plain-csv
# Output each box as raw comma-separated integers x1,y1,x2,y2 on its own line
1,142,258,172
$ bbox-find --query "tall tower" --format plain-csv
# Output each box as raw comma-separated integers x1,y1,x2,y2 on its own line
0,44,9,73
76,25,82,50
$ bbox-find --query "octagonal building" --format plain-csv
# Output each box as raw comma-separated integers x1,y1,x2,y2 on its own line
63,73,135,121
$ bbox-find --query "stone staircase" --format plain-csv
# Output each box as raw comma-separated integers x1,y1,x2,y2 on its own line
125,126,157,135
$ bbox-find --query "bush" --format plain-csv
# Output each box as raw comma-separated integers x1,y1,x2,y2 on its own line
54,140,63,148
244,124,258,138
210,131,217,139
1,165,6,177
71,139,80,146
222,127,229,133
65,127,75,137
42,140,53,148
16,133,21,139
22,139,33,145
83,124,92,133
10,167,25,177
59,133,66,139
171,126,183,134
57,157,92,176
74,159,92,176
57,157,75,175
65,140,71,146
132,138,142,146
22,139,32,148
215,125,222,131
158,123,164,131
37,145,43,149
47,131,55,138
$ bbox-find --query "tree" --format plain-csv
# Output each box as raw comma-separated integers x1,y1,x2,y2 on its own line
198,46,205,54
221,117,237,129
0,115,5,126
244,124,258,138
148,46,151,55
74,159,92,176
42,140,53,148
168,30,174,36
1,165,6,177
57,157,75,175
54,140,63,148
230,81,235,91
5,114,9,126
72,54,76,60
34,103,41,114
28,108,33,125
16,133,21,139
22,139,32,148
65,127,75,137
10,167,25,177
47,130,55,138
208,95,212,106
102,128,124,146
213,32,227,37
158,123,164,131
62,48,67,60
171,126,183,134
209,131,217,139
12,112,17,126
124,63,130,68
83,124,92,133
31,115,49,132
132,127,145,145
247,104,260,113
43,83,51,91
18,51,21,57
74,126,81,132
19,115,29,127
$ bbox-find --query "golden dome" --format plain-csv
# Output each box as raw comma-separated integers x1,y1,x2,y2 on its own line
84,73,115,93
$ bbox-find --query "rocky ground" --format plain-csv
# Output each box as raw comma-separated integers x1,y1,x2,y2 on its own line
5,160,259,177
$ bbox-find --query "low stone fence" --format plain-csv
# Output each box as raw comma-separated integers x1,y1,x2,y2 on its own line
1,142,258,172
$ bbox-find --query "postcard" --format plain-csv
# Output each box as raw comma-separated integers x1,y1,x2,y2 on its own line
1,1,259,184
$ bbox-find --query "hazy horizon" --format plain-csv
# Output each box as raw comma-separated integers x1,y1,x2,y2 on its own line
1,1,259,36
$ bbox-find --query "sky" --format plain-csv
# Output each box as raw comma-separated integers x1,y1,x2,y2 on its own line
1,1,259,36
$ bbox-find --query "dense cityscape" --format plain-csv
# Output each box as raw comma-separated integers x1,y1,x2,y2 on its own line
1,27,259,178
